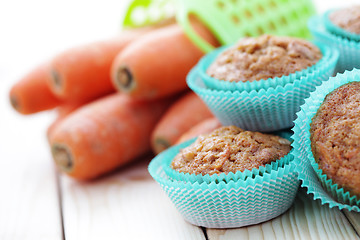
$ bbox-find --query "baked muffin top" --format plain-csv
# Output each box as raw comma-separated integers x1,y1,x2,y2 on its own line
329,5,360,34
171,126,291,175
206,35,322,83
310,82,360,198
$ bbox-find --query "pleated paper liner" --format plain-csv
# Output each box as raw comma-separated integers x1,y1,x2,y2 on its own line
148,139,299,228
162,132,293,184
308,16,360,73
291,69,360,212
322,10,360,42
270,128,293,143
176,0,315,52
198,41,333,92
187,46,339,132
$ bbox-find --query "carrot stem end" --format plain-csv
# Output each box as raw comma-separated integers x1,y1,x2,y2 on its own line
154,138,171,154
115,66,135,92
51,69,62,93
10,95,20,111
52,144,74,173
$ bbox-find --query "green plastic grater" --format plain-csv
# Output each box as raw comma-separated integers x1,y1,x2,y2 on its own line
123,0,316,52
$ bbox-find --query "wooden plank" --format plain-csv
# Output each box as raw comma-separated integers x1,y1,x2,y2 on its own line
0,79,63,239
343,211,360,236
206,189,359,240
60,156,205,240
0,156,63,240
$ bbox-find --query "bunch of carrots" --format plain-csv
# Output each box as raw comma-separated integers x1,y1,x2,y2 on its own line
9,19,222,181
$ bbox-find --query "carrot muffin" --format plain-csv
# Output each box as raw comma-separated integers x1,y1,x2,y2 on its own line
329,5,360,34
171,126,291,175
310,82,360,198
206,35,322,82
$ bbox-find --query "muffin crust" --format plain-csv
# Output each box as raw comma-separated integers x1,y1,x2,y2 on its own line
310,82,360,198
207,35,322,82
171,126,291,175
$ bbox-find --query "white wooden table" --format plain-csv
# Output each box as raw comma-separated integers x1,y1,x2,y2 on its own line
1,0,359,239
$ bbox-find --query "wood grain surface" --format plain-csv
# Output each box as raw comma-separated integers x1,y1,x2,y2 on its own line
60,157,205,240
207,189,359,240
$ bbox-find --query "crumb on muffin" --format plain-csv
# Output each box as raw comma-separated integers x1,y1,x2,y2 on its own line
310,81,360,198
206,35,322,82
171,126,291,175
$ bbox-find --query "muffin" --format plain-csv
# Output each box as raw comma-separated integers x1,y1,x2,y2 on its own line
171,126,291,175
292,69,360,212
149,127,299,228
310,82,360,199
329,5,360,35
308,6,360,73
187,35,338,132
206,35,322,83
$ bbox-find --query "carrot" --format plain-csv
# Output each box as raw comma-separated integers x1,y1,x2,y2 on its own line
46,102,84,140
48,27,152,102
176,117,222,144
9,63,63,114
111,20,219,100
151,92,214,154
49,93,174,180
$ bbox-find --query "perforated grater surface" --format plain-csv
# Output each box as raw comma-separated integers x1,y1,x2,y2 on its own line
123,0,316,52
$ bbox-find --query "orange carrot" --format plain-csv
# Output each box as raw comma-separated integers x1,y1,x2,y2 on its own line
46,102,84,140
111,21,219,100
9,63,63,114
176,117,222,144
151,92,214,154
48,27,152,102
49,93,174,180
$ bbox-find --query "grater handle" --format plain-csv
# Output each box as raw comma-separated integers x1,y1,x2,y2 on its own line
176,5,216,53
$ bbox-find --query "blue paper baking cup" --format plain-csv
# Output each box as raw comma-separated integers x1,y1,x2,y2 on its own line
148,140,299,228
308,16,360,73
323,10,360,42
187,45,339,132
292,69,360,212
270,128,293,142
199,41,331,92
162,132,293,184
